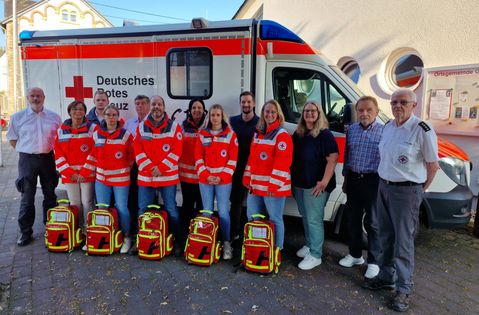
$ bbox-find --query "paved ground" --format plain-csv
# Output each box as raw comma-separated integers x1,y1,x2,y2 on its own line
0,137,478,315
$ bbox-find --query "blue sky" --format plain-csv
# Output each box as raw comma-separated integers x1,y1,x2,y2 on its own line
0,0,244,48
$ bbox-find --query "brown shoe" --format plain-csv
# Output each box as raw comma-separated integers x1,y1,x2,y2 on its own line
391,292,409,312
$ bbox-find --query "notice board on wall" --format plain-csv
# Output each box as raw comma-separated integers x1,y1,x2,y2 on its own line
422,64,479,136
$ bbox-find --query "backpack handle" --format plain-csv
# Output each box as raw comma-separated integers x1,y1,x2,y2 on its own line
147,204,161,210
57,199,70,205
96,203,110,209
200,210,213,215
251,214,266,219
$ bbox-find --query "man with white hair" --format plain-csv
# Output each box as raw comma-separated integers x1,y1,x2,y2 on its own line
7,87,61,246
363,88,440,312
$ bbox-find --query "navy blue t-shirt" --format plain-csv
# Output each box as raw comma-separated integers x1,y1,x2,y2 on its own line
230,114,259,175
291,129,339,191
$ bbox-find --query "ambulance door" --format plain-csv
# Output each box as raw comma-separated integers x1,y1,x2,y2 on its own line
265,62,355,221
21,43,63,115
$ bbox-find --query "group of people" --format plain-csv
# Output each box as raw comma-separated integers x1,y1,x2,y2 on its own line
7,86,439,312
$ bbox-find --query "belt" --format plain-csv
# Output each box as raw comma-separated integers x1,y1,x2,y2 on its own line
20,151,53,157
380,178,421,186
349,171,378,179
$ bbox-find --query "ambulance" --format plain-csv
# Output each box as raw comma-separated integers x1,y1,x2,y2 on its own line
19,18,473,231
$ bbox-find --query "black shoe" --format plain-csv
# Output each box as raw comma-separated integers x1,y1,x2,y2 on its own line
173,243,184,257
128,242,138,256
391,292,409,312
362,276,395,290
17,234,33,247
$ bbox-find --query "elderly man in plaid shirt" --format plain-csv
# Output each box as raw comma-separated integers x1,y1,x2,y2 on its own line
339,96,383,279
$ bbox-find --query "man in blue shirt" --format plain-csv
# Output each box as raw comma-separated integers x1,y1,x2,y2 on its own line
339,96,383,279
229,91,259,242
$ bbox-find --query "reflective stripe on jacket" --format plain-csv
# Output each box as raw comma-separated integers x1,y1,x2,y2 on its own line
134,114,183,187
195,126,238,185
80,120,133,186
179,119,201,184
243,120,293,197
54,119,96,184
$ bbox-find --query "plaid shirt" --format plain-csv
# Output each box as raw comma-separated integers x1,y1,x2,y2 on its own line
343,121,383,174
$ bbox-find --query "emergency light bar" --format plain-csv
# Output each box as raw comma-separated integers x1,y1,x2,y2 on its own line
259,20,304,43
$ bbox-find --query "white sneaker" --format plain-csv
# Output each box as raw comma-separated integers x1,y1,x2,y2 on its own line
339,254,365,267
364,264,380,279
222,241,233,260
296,245,310,258
82,244,87,251
298,253,322,270
120,237,131,254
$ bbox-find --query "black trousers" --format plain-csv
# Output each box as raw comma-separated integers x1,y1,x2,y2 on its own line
16,152,58,236
180,181,203,240
230,173,248,239
128,163,139,235
344,172,380,263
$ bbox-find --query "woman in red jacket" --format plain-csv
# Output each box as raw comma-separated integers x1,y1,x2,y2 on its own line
195,104,238,260
81,104,134,253
54,100,95,230
243,99,293,250
179,99,206,232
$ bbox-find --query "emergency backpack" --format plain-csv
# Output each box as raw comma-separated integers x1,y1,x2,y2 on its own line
85,203,123,255
45,199,84,252
241,214,281,274
137,204,174,260
184,210,221,266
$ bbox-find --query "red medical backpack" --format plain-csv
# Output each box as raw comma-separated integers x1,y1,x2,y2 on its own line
45,199,84,252
241,214,281,273
137,204,174,260
184,210,221,266
85,203,123,255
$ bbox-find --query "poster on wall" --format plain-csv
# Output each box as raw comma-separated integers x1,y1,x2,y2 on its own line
422,64,479,136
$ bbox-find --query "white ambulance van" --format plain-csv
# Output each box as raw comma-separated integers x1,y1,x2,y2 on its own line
19,18,473,230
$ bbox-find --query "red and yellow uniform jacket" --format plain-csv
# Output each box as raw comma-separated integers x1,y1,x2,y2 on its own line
243,120,293,197
54,119,96,184
80,121,134,186
179,119,202,184
134,114,183,187
195,126,238,185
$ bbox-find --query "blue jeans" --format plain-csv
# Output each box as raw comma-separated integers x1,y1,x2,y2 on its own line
293,186,329,259
138,185,181,240
199,183,232,242
246,194,286,249
95,181,130,235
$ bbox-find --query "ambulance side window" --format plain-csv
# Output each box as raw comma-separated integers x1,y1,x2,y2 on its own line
273,67,323,124
273,67,351,133
324,82,351,133
167,48,212,99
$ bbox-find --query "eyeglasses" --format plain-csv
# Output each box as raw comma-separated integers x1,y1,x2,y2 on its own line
71,108,85,112
304,109,318,114
390,100,414,106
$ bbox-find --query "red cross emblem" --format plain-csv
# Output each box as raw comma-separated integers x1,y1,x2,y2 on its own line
65,76,93,102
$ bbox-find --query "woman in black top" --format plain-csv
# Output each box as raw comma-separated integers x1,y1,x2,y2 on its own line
291,101,338,270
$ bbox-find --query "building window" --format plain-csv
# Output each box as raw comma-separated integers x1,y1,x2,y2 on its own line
392,54,423,88
167,48,212,99
378,48,424,94
62,10,69,21
70,11,77,23
338,57,361,84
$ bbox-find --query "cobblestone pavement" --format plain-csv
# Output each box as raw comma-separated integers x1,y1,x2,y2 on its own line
0,138,478,315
